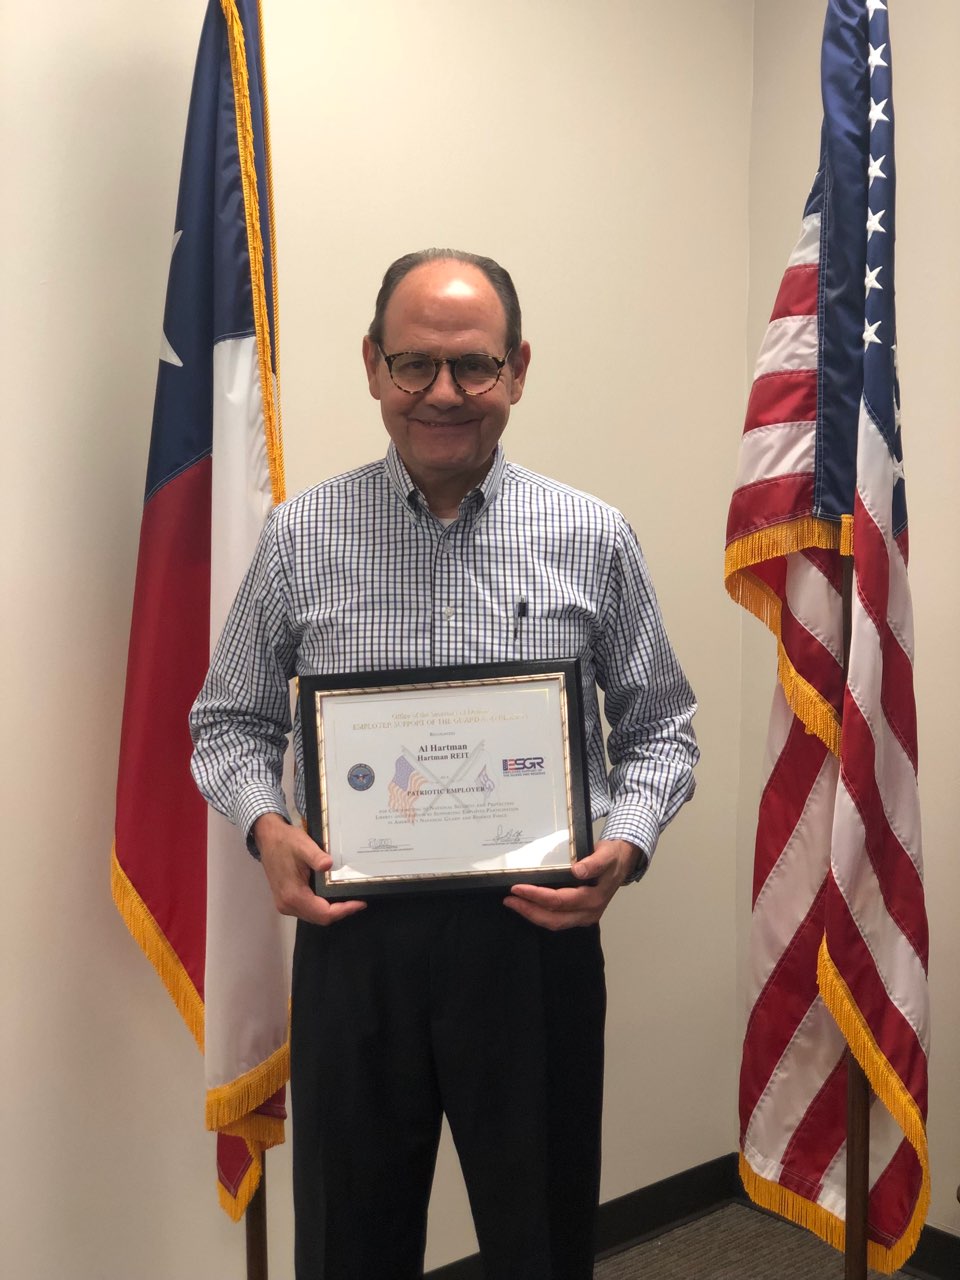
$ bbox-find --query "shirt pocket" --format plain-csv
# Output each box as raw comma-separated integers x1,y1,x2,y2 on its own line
511,597,594,664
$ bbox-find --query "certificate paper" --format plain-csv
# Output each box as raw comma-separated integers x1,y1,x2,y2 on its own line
300,662,592,897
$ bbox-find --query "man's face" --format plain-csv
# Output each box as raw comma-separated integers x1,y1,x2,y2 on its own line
362,260,530,511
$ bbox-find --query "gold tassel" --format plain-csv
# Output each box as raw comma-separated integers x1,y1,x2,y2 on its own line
840,512,855,557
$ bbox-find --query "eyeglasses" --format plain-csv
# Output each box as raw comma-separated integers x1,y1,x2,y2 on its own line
378,346,510,396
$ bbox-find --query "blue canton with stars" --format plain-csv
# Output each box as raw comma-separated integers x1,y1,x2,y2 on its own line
805,0,906,535
860,0,906,536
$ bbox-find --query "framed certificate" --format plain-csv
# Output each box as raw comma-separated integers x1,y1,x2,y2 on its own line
299,660,593,898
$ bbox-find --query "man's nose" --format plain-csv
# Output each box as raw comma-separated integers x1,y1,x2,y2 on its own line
423,361,464,405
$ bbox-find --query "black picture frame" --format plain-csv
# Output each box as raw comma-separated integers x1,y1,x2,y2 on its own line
299,659,594,899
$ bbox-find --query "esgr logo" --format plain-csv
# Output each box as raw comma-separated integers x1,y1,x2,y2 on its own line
502,756,545,776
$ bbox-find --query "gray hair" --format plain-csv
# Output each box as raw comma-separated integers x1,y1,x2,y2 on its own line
368,249,522,355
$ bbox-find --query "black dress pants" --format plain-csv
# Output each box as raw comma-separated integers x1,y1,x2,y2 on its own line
290,893,606,1279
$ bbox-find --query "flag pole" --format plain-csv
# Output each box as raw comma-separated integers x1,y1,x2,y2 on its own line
245,1153,268,1280
845,1057,871,1279
840,553,869,1280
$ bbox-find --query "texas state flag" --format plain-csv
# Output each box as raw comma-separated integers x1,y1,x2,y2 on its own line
112,0,290,1219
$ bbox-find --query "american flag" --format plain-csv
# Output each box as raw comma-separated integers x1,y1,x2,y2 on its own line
111,0,289,1219
725,1,929,1271
388,756,426,823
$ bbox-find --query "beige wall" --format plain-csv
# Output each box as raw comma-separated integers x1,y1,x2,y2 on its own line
3,1,955,1277
746,0,960,1241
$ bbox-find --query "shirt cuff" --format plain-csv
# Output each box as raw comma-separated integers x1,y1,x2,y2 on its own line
599,803,661,881
235,784,292,859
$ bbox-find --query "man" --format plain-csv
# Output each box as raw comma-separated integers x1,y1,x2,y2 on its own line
190,249,698,1279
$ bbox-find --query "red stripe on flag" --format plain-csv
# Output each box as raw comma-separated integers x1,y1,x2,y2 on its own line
868,1140,924,1248
726,473,816,545
824,891,928,1110
753,719,830,902
744,369,818,433
780,601,844,717
769,264,819,321
748,555,787,600
852,489,892,627
216,1088,286,1198
739,884,826,1131
777,1055,847,1198
115,458,212,997
217,1133,254,1198
854,492,919,770
839,698,928,965
880,628,918,773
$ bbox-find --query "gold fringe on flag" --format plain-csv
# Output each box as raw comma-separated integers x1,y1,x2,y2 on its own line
219,0,285,506
255,0,283,450
739,1154,847,1254
205,1041,290,1132
724,513,855,757
817,940,931,1274
110,847,204,1050
218,1158,264,1222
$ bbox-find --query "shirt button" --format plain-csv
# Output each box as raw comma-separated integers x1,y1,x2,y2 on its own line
443,605,456,620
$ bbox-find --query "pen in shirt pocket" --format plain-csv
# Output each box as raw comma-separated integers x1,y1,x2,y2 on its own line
513,596,528,643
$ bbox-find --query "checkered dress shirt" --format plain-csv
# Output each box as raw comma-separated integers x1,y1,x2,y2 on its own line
190,444,698,868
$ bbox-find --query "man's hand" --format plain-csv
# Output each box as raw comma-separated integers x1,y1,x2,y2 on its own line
252,813,367,926
503,839,643,931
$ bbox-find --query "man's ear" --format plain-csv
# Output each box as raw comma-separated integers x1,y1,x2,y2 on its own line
508,340,531,405
361,335,382,400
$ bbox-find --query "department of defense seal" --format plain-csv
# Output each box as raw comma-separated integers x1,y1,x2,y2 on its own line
347,763,375,791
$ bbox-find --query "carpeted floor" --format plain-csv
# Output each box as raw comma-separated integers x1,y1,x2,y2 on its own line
594,1203,912,1279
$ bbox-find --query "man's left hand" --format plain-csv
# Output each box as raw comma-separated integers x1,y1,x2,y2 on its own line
503,839,643,930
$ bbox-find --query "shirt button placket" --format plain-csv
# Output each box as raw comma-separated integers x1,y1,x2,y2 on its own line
434,530,461,665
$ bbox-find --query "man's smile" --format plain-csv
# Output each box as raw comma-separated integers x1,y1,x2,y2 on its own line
409,417,479,428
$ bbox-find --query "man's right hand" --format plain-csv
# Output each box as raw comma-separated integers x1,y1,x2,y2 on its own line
252,813,367,926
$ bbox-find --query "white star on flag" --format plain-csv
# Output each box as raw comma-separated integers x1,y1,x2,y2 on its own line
892,455,905,483
866,0,887,18
866,208,886,239
864,320,882,348
159,230,184,368
868,154,887,187
865,266,883,294
869,98,890,130
868,44,888,72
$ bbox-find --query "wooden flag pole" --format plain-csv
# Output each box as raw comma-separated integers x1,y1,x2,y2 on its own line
245,1153,268,1280
845,1057,871,1279
841,553,870,1280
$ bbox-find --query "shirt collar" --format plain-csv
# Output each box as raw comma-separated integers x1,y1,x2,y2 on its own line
384,442,507,519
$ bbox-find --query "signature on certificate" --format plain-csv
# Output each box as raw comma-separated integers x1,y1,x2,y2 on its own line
366,837,398,851
491,825,525,846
